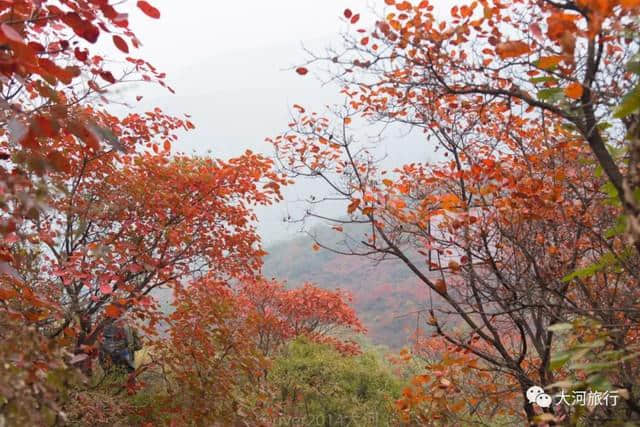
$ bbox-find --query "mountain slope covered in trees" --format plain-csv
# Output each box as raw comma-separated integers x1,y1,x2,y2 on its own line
263,225,435,349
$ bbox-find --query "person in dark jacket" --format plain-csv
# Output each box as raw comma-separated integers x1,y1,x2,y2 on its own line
99,318,142,374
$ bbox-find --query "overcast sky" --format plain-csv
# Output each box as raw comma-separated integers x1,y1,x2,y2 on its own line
118,0,439,244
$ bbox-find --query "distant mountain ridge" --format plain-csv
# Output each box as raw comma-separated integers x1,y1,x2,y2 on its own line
263,224,434,349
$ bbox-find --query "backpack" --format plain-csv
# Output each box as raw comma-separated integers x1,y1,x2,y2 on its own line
101,323,128,355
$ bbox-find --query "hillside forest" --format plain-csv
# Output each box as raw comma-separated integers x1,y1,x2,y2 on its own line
1,0,640,426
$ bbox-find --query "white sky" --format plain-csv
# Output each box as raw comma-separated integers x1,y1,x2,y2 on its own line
115,0,438,243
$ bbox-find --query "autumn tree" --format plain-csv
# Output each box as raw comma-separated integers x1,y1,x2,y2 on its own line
0,1,187,422
11,129,284,362
239,278,366,356
152,276,274,425
272,0,640,422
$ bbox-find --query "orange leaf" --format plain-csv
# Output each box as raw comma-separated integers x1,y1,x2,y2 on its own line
564,82,583,99
347,198,360,214
105,305,121,318
0,287,17,300
495,41,530,59
537,55,563,69
344,117,352,125
621,0,640,7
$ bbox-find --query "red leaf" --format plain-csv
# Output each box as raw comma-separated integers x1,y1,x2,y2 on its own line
112,35,129,53
105,305,121,318
295,67,308,75
530,23,543,41
100,71,116,84
1,23,23,43
350,14,360,24
78,23,100,43
74,47,88,62
344,8,352,18
100,283,113,294
137,1,161,19
163,140,171,151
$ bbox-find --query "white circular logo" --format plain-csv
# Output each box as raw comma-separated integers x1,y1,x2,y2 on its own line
526,386,545,403
536,393,552,408
527,385,552,408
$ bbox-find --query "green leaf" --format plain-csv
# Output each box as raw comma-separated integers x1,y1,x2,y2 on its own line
602,181,619,199
613,84,640,118
605,216,627,238
626,61,640,75
548,323,573,332
537,87,563,102
562,252,617,282
550,351,571,370
530,76,557,84
596,122,612,131
586,373,612,391
594,165,603,178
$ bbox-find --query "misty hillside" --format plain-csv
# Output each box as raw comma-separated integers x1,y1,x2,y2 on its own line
263,225,434,349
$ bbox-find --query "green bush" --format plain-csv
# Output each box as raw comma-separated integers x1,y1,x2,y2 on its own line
269,337,402,426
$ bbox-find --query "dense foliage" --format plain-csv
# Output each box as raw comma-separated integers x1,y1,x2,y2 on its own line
0,0,639,425
273,0,640,424
269,337,402,426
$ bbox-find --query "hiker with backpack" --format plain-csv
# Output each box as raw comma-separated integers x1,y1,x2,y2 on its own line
99,318,142,374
